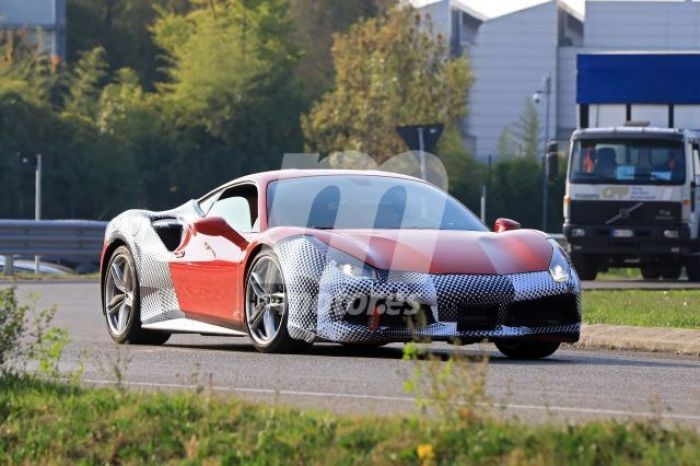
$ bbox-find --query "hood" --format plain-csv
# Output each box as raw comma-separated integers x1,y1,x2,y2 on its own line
307,229,553,275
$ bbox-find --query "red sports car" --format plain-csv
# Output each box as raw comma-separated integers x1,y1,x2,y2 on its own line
100,170,580,359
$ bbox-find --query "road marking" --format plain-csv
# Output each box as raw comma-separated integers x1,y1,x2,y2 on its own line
82,378,700,422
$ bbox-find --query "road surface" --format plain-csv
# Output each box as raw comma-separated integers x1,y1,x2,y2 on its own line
7,281,700,427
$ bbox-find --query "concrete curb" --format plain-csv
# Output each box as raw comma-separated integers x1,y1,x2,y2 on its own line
578,324,700,356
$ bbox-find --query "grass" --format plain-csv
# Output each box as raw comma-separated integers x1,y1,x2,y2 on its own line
597,268,642,281
583,290,700,329
0,375,698,465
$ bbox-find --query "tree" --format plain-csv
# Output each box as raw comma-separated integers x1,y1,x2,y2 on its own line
66,0,191,89
495,127,515,161
512,98,541,160
63,47,109,120
290,0,385,98
152,0,306,176
302,6,473,163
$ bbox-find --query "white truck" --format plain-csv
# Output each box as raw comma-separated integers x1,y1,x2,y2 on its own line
563,126,700,281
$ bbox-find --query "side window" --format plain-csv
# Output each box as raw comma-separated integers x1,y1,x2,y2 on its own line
208,185,258,233
198,192,219,214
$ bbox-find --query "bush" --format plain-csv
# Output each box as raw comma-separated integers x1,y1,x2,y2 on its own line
0,287,70,378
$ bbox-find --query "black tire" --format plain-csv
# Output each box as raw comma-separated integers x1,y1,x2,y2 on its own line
495,341,560,360
659,264,681,280
103,246,171,345
571,253,597,281
687,258,700,282
641,265,660,280
244,250,309,353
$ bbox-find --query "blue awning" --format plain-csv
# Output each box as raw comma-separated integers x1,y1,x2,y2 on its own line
577,53,700,105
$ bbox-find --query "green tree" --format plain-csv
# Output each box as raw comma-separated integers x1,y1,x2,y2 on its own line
302,6,473,163
512,98,541,160
495,127,515,161
290,0,385,98
63,47,109,120
67,0,191,89
153,0,306,177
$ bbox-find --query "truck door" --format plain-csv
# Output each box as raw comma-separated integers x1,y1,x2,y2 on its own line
690,142,700,241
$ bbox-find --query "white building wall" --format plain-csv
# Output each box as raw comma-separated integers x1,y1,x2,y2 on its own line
466,1,559,159
556,46,579,137
0,0,66,57
585,1,700,49
414,0,700,159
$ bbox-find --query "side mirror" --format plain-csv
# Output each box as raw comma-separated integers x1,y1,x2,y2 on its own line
494,218,521,233
193,216,248,249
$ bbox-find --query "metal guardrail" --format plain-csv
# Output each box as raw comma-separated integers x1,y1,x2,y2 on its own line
0,219,565,275
0,220,107,274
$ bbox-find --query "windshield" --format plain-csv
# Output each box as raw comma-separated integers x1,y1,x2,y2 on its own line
570,139,686,185
267,175,487,231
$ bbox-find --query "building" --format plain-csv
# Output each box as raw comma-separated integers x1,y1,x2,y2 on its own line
0,0,66,59
410,0,700,159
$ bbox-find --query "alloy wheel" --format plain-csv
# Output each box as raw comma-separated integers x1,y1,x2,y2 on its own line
245,256,286,345
105,253,135,336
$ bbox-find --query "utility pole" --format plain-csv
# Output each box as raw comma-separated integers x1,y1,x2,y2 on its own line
35,154,42,274
396,124,444,181
533,74,552,232
417,127,426,180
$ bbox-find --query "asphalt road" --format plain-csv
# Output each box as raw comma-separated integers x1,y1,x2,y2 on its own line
7,281,700,427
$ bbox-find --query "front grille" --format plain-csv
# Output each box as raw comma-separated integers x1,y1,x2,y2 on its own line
455,305,499,331
570,200,680,226
504,294,579,328
344,300,435,329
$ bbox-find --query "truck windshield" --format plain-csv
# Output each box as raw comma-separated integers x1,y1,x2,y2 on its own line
570,139,685,185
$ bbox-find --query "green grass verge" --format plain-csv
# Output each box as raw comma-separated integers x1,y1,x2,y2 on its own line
597,268,642,281
583,290,700,329
1,376,698,465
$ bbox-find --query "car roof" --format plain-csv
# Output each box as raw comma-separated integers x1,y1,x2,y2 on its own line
222,169,426,190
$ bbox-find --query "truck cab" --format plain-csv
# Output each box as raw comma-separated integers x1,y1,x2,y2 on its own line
563,126,700,281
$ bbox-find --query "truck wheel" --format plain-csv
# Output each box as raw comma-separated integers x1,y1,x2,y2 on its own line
659,264,681,280
641,265,660,280
687,259,700,282
571,254,597,281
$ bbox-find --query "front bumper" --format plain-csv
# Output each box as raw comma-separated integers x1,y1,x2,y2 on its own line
564,223,693,258
276,236,581,345
315,270,580,344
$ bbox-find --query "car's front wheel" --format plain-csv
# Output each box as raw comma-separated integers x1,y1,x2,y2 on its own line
495,341,560,360
103,246,171,345
245,251,308,353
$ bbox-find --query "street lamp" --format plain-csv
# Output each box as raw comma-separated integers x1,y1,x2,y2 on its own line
533,73,552,232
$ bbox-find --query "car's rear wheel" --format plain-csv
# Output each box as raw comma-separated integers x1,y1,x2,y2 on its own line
103,246,171,345
495,341,560,360
245,251,307,353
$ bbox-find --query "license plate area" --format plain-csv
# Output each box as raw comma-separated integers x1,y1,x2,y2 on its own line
611,228,634,238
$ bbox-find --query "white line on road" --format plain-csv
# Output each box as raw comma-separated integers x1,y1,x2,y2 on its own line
82,378,700,422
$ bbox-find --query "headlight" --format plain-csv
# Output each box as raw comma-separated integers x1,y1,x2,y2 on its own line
547,238,571,283
327,247,378,280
